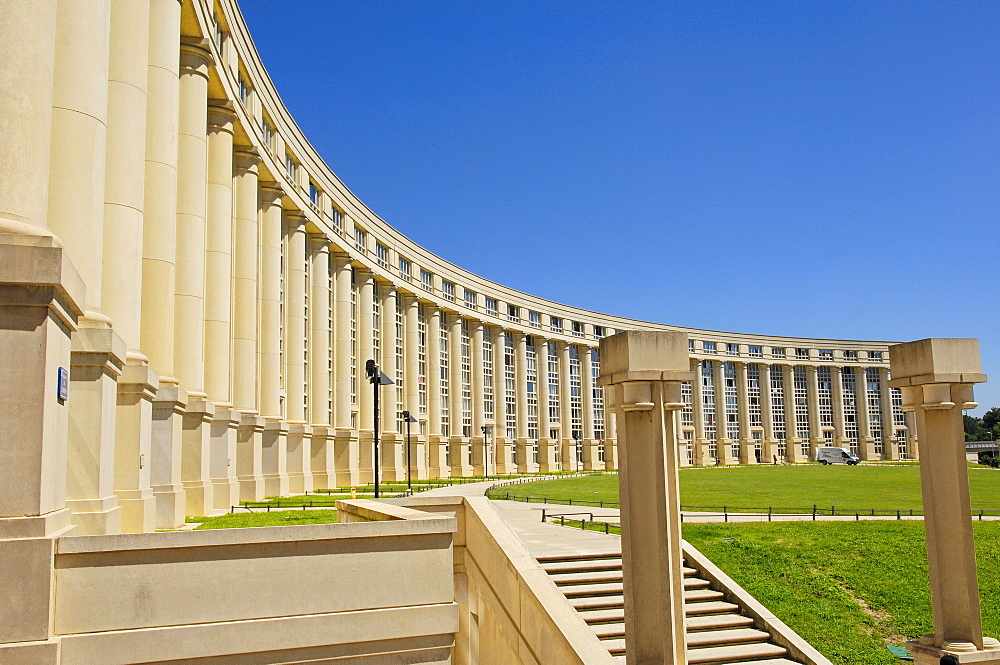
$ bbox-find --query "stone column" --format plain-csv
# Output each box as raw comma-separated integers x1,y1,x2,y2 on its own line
284,213,311,493
856,366,876,460
760,363,776,464
173,38,213,400
806,365,823,454
581,346,600,470
736,362,755,464
203,102,236,406
889,339,1000,664
558,341,574,470
141,0,182,384
356,269,376,483
258,185,288,495
427,307,447,477
103,0,149,357
715,361,735,466
691,360,708,466
0,0,58,240
514,331,532,472
492,327,514,474
208,407,239,511
468,321,485,475
449,313,472,476
404,295,427,480
65,329,125,535
47,0,111,324
0,238,83,663
309,238,334,489
831,365,846,444
781,365,800,463
597,331,694,665
881,372,899,460
537,339,557,472
378,287,404,480
332,254,358,486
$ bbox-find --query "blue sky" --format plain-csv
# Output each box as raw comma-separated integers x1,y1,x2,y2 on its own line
238,1,999,414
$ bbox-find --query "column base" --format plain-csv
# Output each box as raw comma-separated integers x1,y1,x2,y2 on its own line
262,419,289,498
515,437,539,474
181,479,214,517
181,398,215,515
237,413,265,502
113,488,155,534
151,482,186,529
427,434,450,479
210,408,240,512
909,638,1000,665
379,432,406,482
537,438,560,473
310,425,334,490
448,436,473,477
65,496,122,536
333,428,359,487
286,423,313,494
358,431,375,485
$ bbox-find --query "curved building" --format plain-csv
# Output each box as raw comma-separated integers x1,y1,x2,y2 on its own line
0,0,913,535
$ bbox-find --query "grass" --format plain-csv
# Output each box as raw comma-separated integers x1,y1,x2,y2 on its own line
187,509,339,529
488,465,1000,513
681,521,1000,665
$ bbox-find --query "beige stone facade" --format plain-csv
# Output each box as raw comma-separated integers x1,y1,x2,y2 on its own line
0,0,916,540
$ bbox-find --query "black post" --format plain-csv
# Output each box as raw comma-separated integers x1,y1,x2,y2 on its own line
403,410,412,491
481,425,491,479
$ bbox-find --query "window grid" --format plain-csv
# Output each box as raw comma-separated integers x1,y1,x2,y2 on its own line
726,343,739,356
867,368,884,455
746,364,762,428
748,345,762,358
441,280,455,302
572,322,584,338
701,360,717,459
353,226,366,252
303,252,310,418
464,289,477,310
485,298,498,317
417,306,427,416
591,349,604,441
724,362,739,447
770,365,786,457
844,350,858,361
398,256,410,281
681,381,694,428
841,367,859,454
420,269,433,292
483,332,494,423
327,264,334,422
507,305,519,323
460,320,472,437
795,348,809,360
703,342,717,355
550,317,562,334
439,316,449,437
528,311,541,329
772,347,786,359
376,243,389,269
504,334,517,440
569,346,582,438
793,366,809,456
395,299,404,424
350,268,357,410
817,366,834,428
547,342,560,425
526,340,538,439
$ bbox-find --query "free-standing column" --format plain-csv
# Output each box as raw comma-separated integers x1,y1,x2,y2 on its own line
0,0,57,238
174,38,213,400
103,0,150,357
284,214,311,493
141,0,182,384
831,365,846,444
203,103,237,406
889,339,1000,664
581,345,600,469
47,0,111,323
426,307,447,477
309,239,334,489
258,185,288,496
856,366,876,460
471,321,488,475
556,341,572,470
881,372,899,460
760,364,776,464
492,326,514,473
449,313,471,476
514,332,531,471
806,366,823,452
714,360,735,465
598,331,694,665
781,365,799,462
691,360,708,466
736,362,754,464
332,254,358,486
356,269,376,483
403,295,427,480
379,285,404,480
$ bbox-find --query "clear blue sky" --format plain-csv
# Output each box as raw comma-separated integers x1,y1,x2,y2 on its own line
238,1,999,414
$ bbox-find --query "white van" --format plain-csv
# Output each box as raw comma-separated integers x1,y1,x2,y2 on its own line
815,446,860,465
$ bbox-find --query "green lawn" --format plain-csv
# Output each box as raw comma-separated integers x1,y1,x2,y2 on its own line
187,509,339,529
682,521,1000,665
488,465,1000,513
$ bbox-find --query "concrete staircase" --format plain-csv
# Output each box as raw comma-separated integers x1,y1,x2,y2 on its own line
538,550,804,665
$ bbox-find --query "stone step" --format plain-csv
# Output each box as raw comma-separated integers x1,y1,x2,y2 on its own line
551,570,623,585
687,642,788,664
686,613,756,632
578,600,741,620
562,582,624,598
540,558,624,574
536,552,623,564
686,588,726,602
613,657,799,665
684,600,742,616
593,622,626,639
686,628,771,648
570,594,625,611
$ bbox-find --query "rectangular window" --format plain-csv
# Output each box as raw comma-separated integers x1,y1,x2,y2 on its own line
726,343,739,356
844,350,858,361
772,347,786,359
818,349,833,360
748,345,762,358
464,288,477,310
689,339,696,352
867,368,884,455
593,326,605,339
770,365,786,458
817,366,834,428
308,180,319,204
747,364,762,428
701,361,717,460
285,153,298,183
331,207,342,234
420,269,433,292
528,311,541,328
526,338,538,440
795,348,809,360
395,298,404,424
569,346,582,439
681,381,694,428
507,304,519,323
550,316,562,333
238,73,251,106
485,297,498,317
504,334,517,440
354,225,366,252
793,366,810,444
869,351,884,361
260,116,274,151
483,331,494,424
439,316,450,437
418,306,427,416
398,256,411,281
376,243,390,269
724,362,739,442
547,342,560,424
441,280,455,302
461,320,472,437
703,341,717,354
591,349,605,441
572,321,584,338
841,367,859,455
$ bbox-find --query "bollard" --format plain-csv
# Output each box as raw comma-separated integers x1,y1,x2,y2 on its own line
897,510,901,520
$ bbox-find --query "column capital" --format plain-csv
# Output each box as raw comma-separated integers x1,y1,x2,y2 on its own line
888,338,987,388
207,101,237,132
597,331,694,387
179,38,213,78
260,182,284,207
283,209,308,230
234,147,260,174
308,234,330,252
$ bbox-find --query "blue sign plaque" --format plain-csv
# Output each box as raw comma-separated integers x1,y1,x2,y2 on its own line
58,366,69,401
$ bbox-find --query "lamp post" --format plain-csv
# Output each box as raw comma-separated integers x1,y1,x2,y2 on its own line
480,425,491,479
402,410,417,490
366,359,395,498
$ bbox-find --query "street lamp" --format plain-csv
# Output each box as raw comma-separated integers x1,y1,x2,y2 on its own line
402,410,417,491
480,425,492,479
365,359,395,498
572,430,581,472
